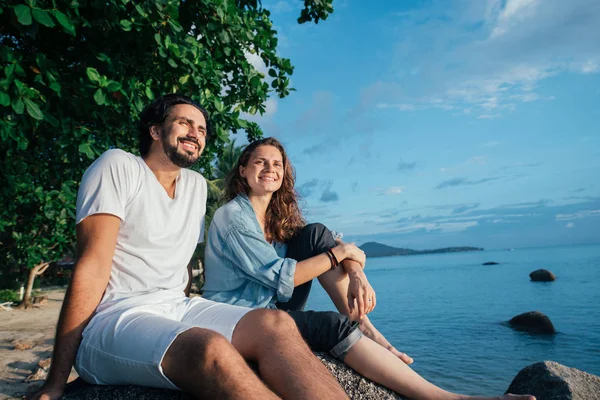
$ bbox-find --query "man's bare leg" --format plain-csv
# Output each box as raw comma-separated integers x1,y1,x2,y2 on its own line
317,265,413,364
162,327,279,399
344,336,535,400
232,309,348,400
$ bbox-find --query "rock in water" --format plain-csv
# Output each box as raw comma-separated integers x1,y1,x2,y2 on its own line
61,353,405,399
509,311,556,334
506,361,600,399
530,269,556,281
482,261,499,265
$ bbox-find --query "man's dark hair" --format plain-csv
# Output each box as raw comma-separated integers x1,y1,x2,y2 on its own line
138,94,212,156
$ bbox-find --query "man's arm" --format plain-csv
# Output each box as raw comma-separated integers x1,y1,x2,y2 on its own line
29,214,120,400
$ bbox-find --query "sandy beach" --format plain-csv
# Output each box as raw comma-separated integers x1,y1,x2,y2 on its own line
0,290,72,400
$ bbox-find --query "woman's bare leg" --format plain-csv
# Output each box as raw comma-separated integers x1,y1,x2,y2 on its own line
344,336,535,400
317,264,413,364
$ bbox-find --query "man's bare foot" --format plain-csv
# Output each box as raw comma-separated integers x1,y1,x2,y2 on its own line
359,319,414,365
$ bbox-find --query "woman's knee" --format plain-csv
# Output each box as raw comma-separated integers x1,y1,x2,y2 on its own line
288,223,336,260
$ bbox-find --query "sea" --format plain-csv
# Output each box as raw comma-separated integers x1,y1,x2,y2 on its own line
305,243,600,396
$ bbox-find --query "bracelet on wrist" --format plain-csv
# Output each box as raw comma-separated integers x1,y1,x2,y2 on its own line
324,250,335,269
326,248,339,268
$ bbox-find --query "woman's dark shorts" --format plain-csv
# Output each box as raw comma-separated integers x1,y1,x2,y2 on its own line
276,223,363,360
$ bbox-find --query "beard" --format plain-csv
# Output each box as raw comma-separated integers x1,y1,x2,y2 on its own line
161,131,200,168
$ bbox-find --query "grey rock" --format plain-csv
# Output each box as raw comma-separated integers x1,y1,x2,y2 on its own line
530,269,557,282
506,361,600,399
61,353,404,399
509,311,556,334
317,353,405,399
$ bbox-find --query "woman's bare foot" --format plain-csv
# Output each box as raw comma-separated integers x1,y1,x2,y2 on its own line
359,318,414,365
463,394,535,400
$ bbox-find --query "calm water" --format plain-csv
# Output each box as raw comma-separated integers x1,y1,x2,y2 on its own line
306,243,600,396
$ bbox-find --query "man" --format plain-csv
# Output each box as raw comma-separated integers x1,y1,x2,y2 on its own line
30,94,348,400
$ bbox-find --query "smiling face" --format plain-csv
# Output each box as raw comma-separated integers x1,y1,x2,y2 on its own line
240,145,284,196
151,104,207,168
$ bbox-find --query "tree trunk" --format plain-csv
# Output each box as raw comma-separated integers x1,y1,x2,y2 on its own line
18,262,50,309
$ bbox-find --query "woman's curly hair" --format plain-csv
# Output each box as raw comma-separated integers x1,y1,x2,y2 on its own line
224,137,305,243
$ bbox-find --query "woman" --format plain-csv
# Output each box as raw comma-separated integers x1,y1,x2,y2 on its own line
203,137,533,400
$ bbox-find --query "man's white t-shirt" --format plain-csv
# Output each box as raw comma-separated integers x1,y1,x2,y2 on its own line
76,149,206,314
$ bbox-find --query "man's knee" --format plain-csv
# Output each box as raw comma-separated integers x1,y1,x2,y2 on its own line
165,328,236,373
250,309,299,338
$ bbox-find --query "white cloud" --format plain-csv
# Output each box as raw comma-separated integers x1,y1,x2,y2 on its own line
244,50,269,76
581,61,599,74
556,209,600,221
372,0,600,118
491,0,540,38
384,187,405,195
566,222,576,228
396,221,478,234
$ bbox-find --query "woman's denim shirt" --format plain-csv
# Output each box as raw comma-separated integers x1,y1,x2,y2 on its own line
202,194,296,309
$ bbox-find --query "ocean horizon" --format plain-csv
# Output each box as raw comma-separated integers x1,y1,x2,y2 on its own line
306,242,600,396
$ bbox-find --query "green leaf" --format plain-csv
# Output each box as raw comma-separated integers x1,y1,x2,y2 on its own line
168,20,182,32
53,10,75,35
268,68,277,78
4,64,15,78
49,82,61,96
214,99,225,112
145,86,154,100
14,64,26,77
24,98,43,120
18,137,29,150
13,5,32,25
168,58,177,68
96,53,110,62
0,92,10,107
78,143,94,158
134,4,147,17
106,81,122,92
32,9,55,27
178,75,190,84
120,19,132,31
93,89,106,105
86,68,101,83
12,98,24,114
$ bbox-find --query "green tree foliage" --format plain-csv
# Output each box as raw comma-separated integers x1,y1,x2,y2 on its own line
0,0,333,282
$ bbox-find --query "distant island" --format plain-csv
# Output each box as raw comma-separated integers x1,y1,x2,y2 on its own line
359,241,483,258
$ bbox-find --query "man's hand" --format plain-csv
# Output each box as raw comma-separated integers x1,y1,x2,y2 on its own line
347,270,376,319
27,383,64,400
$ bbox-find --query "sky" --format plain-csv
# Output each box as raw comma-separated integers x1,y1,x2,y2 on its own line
241,0,600,250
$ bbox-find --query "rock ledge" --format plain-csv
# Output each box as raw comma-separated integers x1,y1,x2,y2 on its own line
507,361,600,399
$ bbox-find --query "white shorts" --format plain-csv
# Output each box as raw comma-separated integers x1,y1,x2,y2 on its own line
75,293,251,390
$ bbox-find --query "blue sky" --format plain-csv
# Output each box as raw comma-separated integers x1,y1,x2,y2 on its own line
241,0,600,250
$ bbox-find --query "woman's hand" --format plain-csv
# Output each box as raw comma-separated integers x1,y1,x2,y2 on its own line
334,242,366,268
347,270,376,319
